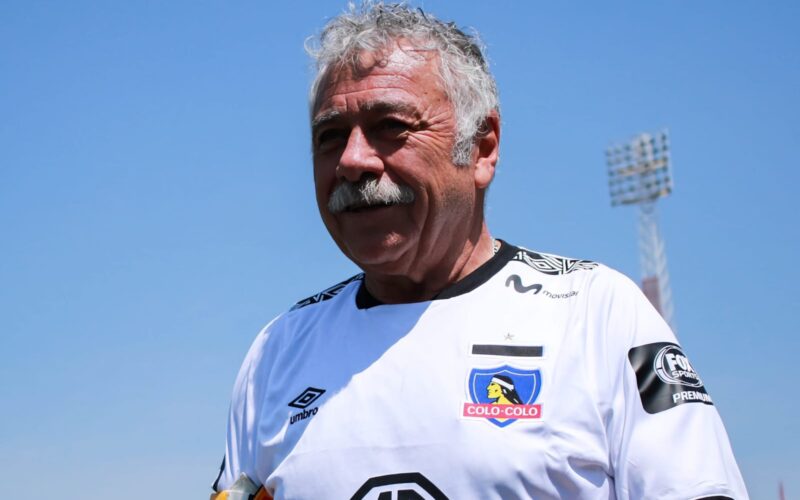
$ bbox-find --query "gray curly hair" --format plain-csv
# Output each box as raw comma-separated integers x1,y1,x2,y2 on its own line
306,2,500,166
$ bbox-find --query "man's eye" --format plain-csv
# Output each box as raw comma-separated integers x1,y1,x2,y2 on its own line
316,128,348,147
376,119,410,136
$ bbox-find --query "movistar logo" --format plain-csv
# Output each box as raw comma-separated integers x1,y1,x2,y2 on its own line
505,274,542,294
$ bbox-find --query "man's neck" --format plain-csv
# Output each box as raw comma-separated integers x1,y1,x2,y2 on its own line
362,227,496,304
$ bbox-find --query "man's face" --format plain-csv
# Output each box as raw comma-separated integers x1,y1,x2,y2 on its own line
487,382,502,400
311,43,483,276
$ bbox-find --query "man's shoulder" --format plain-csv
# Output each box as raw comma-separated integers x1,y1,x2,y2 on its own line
504,243,639,301
242,274,365,363
508,244,600,276
289,273,364,312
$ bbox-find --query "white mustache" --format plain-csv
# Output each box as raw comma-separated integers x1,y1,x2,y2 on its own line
327,177,416,214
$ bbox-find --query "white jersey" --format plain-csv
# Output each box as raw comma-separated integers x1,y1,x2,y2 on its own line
214,242,747,499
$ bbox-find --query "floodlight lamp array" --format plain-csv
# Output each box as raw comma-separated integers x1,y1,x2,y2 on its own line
606,130,672,206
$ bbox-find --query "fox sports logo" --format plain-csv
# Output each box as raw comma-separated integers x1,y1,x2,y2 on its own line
653,345,703,388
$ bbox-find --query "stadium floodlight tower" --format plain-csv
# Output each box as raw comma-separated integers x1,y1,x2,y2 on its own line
605,130,677,334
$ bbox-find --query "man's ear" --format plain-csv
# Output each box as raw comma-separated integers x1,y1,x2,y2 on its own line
473,111,500,189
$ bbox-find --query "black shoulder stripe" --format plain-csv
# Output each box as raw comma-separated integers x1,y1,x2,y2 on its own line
291,274,364,311
511,248,597,275
695,496,734,499
212,456,224,492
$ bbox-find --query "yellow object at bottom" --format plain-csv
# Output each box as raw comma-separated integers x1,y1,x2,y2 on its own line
210,487,270,500
210,472,271,500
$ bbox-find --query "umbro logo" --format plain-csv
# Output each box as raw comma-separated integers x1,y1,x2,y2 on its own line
288,387,326,426
288,387,326,409
352,472,448,500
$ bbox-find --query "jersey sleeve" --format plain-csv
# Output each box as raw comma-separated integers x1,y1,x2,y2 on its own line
213,318,279,493
596,270,748,500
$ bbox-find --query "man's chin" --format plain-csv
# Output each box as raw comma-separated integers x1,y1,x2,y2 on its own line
342,236,412,273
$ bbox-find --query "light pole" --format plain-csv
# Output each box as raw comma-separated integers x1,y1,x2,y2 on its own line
606,130,676,333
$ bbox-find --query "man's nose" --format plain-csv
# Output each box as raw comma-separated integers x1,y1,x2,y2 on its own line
336,127,383,182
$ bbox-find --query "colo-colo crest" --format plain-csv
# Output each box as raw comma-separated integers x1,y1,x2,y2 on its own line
463,365,542,428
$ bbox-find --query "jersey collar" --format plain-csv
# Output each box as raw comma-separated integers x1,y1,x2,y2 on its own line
355,240,517,309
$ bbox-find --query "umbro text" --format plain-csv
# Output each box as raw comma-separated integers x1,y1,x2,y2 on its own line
290,406,319,425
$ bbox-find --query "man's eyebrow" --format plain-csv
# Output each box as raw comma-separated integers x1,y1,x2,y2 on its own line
361,100,419,117
311,109,343,131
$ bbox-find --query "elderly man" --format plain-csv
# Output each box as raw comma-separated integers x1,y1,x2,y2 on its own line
212,4,747,499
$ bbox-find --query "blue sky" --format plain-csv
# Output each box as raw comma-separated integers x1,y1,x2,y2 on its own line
1,1,797,498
